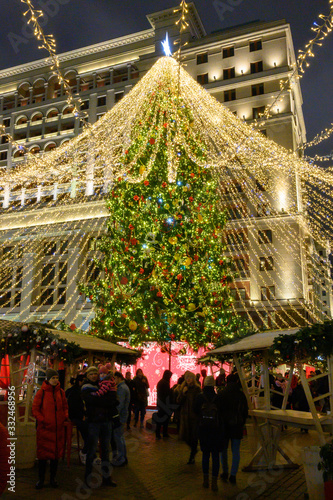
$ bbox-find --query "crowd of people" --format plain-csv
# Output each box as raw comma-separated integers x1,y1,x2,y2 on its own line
269,369,330,417
31,364,249,492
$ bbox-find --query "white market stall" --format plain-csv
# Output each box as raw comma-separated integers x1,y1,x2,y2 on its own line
207,327,333,471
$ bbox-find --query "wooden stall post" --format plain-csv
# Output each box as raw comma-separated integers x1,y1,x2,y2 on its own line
298,362,326,446
327,356,333,436
24,347,37,423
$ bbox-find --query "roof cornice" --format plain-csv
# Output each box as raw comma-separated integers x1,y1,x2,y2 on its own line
0,29,155,80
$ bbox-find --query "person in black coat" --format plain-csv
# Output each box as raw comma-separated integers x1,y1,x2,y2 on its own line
125,371,135,430
65,374,88,462
218,373,248,484
81,366,118,488
155,370,173,439
194,376,224,492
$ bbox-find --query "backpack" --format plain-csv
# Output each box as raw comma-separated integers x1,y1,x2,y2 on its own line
200,395,219,429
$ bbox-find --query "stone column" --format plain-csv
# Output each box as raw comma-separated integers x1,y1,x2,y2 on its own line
125,84,133,95
19,250,37,322
92,72,97,89
76,75,81,94
29,87,33,105
14,92,18,108
109,68,114,85
88,93,97,123
26,120,31,143
44,82,48,101
127,63,132,81
41,117,46,139
64,246,80,324
106,89,115,110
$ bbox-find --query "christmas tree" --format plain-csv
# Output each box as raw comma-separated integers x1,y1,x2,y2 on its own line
79,57,248,349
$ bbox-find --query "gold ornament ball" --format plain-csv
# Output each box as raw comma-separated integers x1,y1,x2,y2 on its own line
129,320,138,331
188,303,196,312
169,236,178,245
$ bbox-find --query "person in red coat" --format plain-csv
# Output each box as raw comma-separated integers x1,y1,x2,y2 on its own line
0,422,10,495
32,368,68,489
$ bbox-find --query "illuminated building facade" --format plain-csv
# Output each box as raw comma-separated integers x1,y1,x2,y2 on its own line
0,4,331,330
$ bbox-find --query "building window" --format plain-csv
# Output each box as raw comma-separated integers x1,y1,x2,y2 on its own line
85,259,100,284
322,290,327,296
250,40,262,52
259,257,274,271
96,113,105,121
197,73,208,85
231,258,247,274
223,46,234,58
115,91,124,103
253,106,266,119
258,230,272,244
223,67,235,80
1,136,9,145
97,95,106,107
261,286,275,300
260,129,267,136
0,246,22,309
226,232,246,246
0,151,8,161
224,89,236,102
38,241,68,306
3,118,11,128
252,83,264,96
197,53,208,65
230,287,246,300
251,61,263,74
81,100,89,110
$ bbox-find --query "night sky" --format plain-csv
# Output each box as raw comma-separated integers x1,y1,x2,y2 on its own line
0,0,332,158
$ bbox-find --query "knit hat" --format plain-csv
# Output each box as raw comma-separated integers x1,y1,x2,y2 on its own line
45,369,58,381
86,366,99,376
99,365,109,375
105,362,112,371
204,375,215,387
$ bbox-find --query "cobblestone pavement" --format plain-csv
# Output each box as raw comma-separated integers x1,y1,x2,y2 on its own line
3,413,313,500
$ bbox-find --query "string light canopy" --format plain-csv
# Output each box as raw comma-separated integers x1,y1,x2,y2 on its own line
0,55,332,334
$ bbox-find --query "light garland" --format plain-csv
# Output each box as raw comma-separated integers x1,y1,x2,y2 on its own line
0,54,332,334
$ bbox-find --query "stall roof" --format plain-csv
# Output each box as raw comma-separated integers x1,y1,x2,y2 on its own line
207,328,299,355
0,319,139,357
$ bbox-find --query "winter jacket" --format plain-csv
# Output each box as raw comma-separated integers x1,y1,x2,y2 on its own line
157,370,173,417
93,378,117,397
81,380,118,424
117,381,130,424
177,383,202,445
132,375,149,406
65,385,85,421
218,382,248,440
0,422,10,495
125,379,135,403
32,381,68,460
194,386,225,453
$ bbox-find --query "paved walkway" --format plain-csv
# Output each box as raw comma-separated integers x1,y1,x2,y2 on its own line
3,413,313,500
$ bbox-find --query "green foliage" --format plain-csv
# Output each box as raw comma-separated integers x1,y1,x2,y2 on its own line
79,90,250,348
0,323,83,364
271,320,333,363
